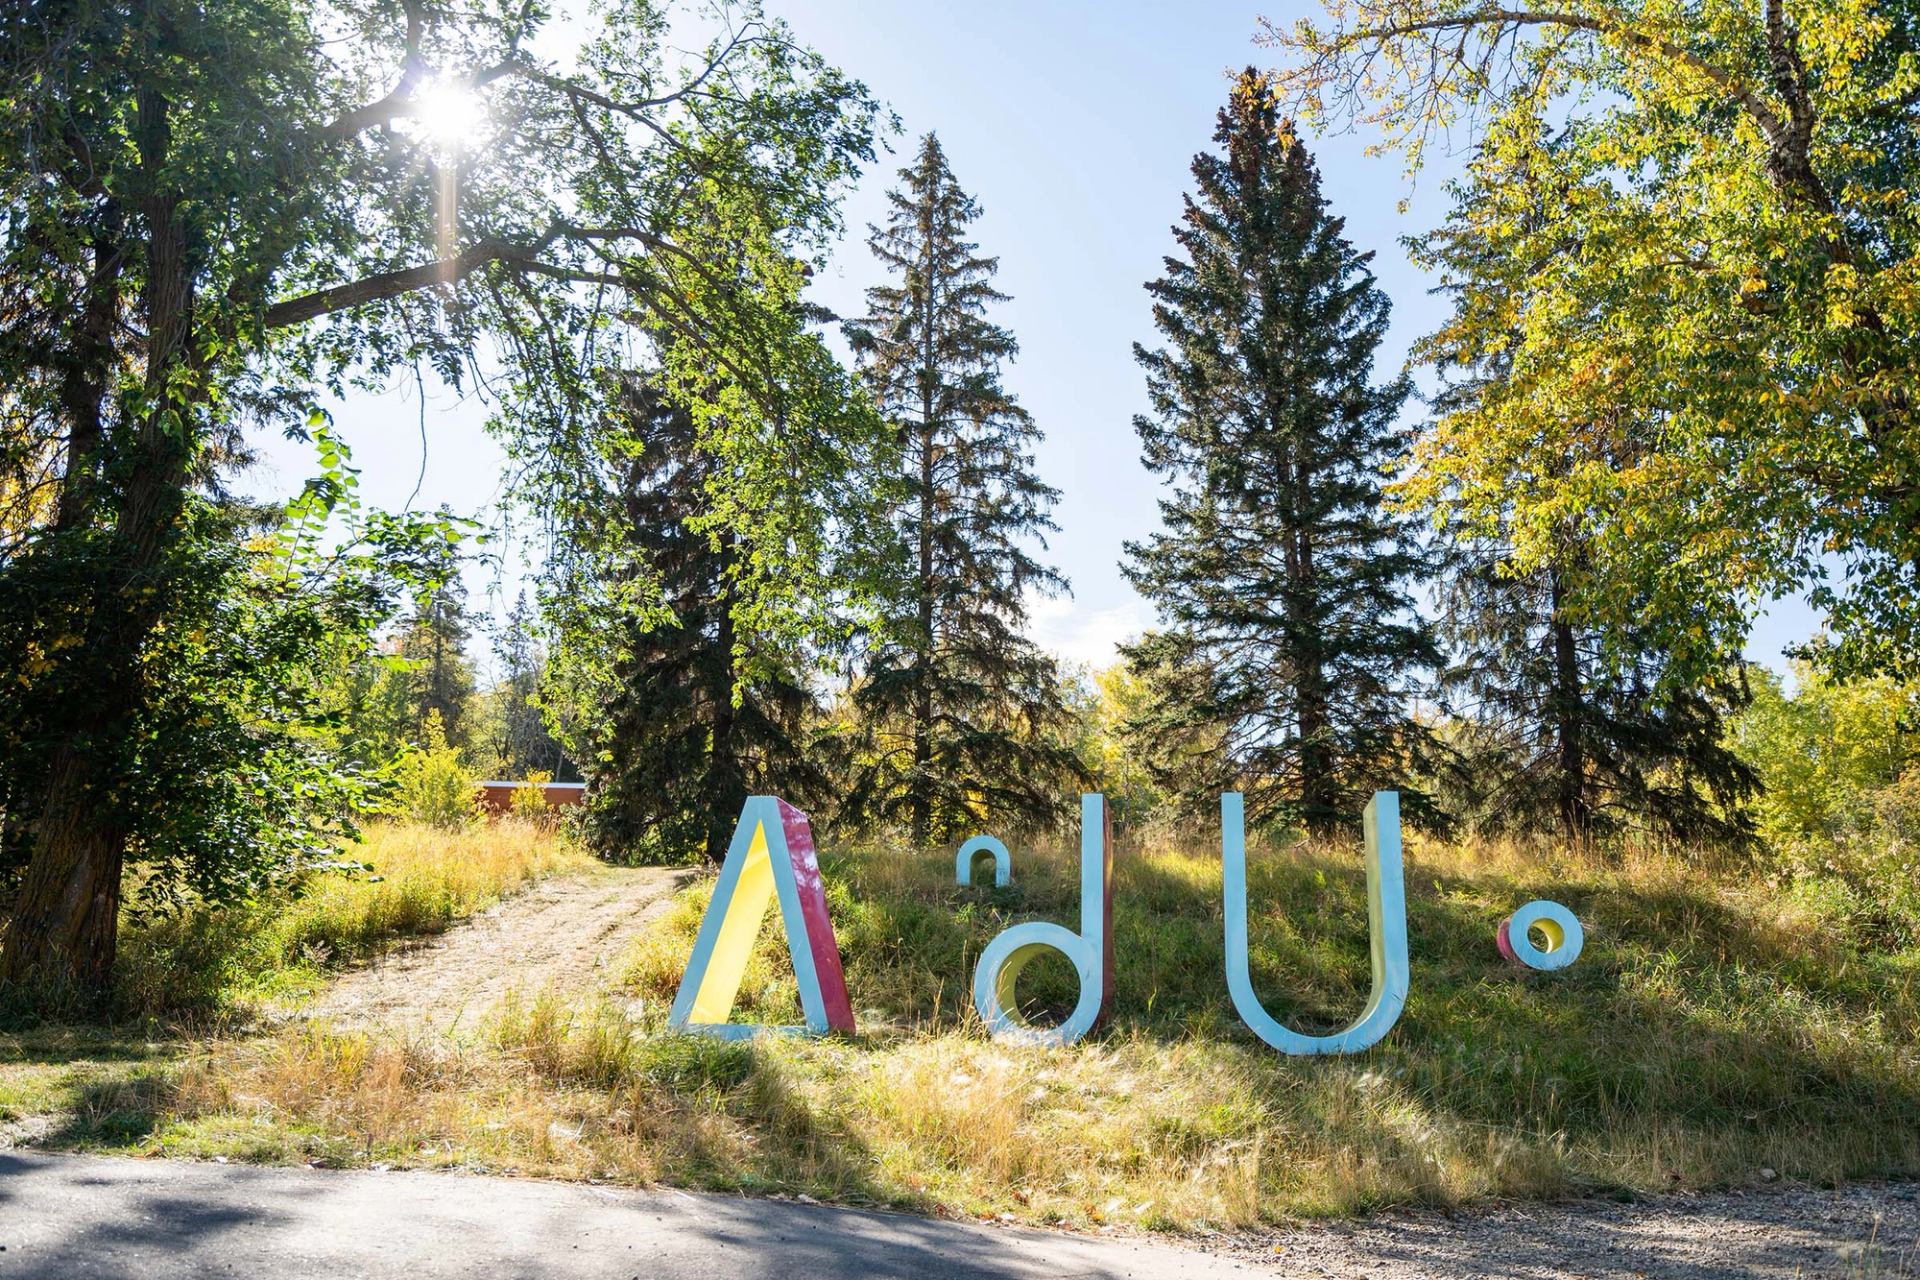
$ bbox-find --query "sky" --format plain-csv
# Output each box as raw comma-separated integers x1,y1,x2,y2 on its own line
246,0,1820,682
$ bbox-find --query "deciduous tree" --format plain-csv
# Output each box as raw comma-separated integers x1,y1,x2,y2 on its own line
0,0,880,994
1262,0,1920,684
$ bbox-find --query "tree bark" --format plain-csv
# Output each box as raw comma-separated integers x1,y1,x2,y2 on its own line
910,415,936,849
0,81,194,999
1280,444,1334,833
1548,569,1591,838
908,204,939,850
704,541,745,865
0,747,129,995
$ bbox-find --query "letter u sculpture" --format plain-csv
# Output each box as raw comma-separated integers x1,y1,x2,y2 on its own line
1221,790,1409,1055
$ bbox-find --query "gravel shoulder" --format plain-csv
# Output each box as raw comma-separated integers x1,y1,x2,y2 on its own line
300,864,693,1032
1219,1181,1920,1278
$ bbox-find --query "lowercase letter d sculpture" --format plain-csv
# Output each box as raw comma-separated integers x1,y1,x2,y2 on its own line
971,794,1113,1046
1222,790,1410,1055
669,797,855,1039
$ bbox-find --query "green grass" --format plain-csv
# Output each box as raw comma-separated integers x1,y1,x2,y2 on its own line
5,822,1917,1232
599,830,1920,1222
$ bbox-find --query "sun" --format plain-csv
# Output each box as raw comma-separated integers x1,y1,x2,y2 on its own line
410,77,481,152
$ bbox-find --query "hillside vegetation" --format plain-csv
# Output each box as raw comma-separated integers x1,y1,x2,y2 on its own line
8,820,1913,1233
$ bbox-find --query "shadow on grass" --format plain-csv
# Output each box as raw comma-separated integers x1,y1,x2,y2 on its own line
811,832,1920,1193
34,1071,169,1147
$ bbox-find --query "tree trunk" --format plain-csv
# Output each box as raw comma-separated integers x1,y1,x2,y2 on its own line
1548,570,1591,838
704,550,744,865
54,228,124,533
0,81,193,1000
0,746,128,996
1281,450,1334,833
910,416,936,848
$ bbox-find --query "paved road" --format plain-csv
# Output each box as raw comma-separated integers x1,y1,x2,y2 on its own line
0,1152,1258,1279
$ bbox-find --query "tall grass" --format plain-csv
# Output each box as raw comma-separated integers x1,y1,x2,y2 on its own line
109,824,1920,1230
113,819,590,1019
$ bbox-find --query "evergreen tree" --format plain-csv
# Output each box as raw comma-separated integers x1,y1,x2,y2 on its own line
483,591,576,782
1434,539,1756,843
1121,71,1440,833
578,378,827,864
399,559,476,751
840,134,1083,846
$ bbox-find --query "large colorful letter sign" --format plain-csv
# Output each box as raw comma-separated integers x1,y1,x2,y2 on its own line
970,794,1113,1046
1222,790,1410,1055
668,797,855,1039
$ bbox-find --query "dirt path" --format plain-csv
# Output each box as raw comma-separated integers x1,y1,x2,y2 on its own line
303,865,694,1033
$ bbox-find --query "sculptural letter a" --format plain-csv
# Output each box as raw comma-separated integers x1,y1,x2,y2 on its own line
669,797,855,1039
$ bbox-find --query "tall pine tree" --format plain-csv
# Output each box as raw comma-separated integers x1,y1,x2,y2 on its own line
840,134,1083,846
1121,72,1440,833
400,554,476,751
577,377,827,865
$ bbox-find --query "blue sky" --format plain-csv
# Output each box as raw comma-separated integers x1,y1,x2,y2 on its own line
246,0,1818,681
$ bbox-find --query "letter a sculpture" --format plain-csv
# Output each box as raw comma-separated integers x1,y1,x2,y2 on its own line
971,794,1113,1046
1221,790,1410,1055
669,797,855,1039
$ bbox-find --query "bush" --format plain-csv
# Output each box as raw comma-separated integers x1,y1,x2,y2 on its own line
1732,665,1920,945
391,711,478,829
512,770,555,823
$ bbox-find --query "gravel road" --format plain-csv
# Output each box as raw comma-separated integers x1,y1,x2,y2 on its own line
1222,1180,1919,1278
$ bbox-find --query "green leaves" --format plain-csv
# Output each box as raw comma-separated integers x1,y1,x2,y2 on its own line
1264,0,1920,685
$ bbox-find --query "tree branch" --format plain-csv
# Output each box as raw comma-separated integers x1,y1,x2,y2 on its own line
316,20,774,144
261,224,678,328
1314,8,1788,142
317,59,519,141
262,231,565,327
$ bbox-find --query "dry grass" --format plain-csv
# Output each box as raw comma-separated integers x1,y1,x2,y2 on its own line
31,821,1915,1233
112,818,592,1018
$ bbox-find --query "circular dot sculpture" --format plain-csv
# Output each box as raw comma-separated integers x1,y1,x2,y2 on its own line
1497,899,1584,971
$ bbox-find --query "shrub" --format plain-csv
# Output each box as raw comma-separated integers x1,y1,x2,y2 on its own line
1733,665,1920,944
512,770,555,824
391,711,478,829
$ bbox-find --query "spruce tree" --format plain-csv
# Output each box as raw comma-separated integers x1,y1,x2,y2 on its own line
400,558,476,751
484,591,576,782
580,378,827,865
840,134,1083,846
1434,540,1756,842
1121,71,1440,833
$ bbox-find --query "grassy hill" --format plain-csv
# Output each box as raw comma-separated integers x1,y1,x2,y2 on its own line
4,819,1917,1232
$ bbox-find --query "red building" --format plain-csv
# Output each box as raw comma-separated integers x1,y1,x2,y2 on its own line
474,780,587,816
